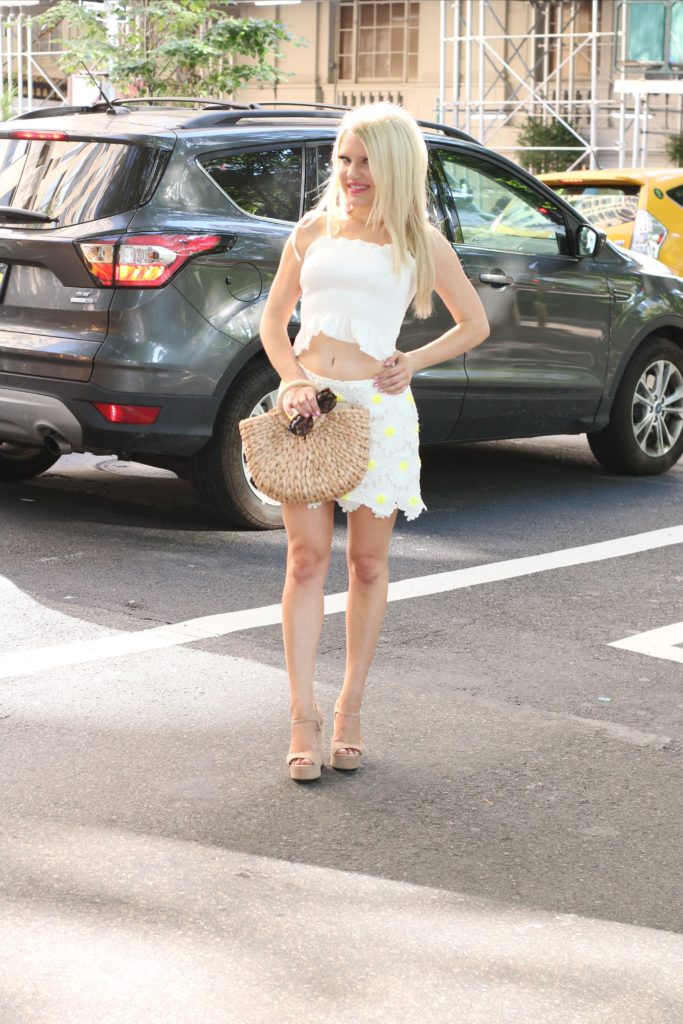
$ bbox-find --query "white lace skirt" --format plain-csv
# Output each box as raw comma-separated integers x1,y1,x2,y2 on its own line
292,365,426,521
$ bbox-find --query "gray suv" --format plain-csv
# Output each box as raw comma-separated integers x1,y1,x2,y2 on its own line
0,99,682,529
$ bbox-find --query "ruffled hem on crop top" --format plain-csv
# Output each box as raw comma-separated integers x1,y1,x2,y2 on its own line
292,232,416,362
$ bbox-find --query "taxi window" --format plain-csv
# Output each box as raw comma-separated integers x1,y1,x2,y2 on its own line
666,184,683,208
551,184,641,228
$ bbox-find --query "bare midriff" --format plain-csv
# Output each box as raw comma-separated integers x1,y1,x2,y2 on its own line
297,332,386,380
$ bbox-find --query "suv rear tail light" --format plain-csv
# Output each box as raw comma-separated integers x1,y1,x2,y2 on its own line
631,209,667,258
75,233,223,288
92,403,161,425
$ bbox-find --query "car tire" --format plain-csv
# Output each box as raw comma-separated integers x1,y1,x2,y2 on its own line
191,359,284,529
587,336,683,474
0,443,60,480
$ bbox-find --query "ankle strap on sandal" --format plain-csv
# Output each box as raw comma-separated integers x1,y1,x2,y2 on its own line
291,705,322,726
334,705,360,718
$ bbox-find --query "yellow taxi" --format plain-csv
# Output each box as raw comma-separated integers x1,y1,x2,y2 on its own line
539,168,683,275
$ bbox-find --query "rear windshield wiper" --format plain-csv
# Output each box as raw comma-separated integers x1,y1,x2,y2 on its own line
0,206,57,223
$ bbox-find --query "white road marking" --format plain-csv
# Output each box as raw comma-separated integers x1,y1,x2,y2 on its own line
609,621,683,665
1,524,682,682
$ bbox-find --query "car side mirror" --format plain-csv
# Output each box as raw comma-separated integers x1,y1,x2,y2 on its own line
577,224,606,258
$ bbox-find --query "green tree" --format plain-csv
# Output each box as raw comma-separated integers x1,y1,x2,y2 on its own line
37,0,296,98
0,85,17,122
516,116,585,175
665,134,683,166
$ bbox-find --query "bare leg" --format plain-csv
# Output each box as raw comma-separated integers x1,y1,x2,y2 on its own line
282,500,334,765
334,506,397,755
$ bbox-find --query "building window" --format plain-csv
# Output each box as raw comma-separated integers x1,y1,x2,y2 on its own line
339,1,419,82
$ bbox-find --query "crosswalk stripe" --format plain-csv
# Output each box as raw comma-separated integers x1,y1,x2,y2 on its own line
1,524,682,681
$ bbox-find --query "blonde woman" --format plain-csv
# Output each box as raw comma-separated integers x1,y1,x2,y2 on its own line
260,103,489,781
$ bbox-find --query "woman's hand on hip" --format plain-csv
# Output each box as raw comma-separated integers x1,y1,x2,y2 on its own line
281,384,319,420
372,351,414,394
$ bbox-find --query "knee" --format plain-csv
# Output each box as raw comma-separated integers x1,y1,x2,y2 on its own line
287,545,328,585
348,552,385,586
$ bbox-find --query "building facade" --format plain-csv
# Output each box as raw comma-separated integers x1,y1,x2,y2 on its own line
235,0,683,169
2,1,681,169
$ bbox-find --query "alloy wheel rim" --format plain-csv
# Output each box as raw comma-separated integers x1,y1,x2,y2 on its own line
632,359,683,457
241,388,281,507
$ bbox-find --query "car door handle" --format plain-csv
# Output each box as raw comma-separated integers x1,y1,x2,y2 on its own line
479,271,514,287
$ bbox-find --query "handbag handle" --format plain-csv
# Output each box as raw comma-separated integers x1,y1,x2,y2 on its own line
276,378,318,419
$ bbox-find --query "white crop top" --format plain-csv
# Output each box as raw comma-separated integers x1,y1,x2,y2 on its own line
292,233,416,361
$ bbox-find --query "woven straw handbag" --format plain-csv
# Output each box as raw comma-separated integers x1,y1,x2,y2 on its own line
239,379,371,505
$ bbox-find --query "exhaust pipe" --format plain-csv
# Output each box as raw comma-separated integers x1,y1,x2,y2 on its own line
43,432,72,456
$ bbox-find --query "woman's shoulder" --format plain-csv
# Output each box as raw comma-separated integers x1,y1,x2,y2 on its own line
425,222,447,247
426,222,460,262
291,211,327,261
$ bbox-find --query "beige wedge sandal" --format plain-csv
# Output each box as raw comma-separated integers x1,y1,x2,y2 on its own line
287,705,325,781
330,704,364,771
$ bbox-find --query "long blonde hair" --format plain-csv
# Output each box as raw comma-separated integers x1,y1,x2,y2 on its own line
316,103,435,319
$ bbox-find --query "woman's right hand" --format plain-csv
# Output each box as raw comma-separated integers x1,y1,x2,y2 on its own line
281,384,320,420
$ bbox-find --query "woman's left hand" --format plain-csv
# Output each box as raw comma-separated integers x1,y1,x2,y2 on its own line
373,350,414,395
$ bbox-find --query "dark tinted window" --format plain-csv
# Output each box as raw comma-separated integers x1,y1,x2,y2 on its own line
0,137,165,226
427,150,452,236
304,144,332,211
666,184,683,208
201,147,303,222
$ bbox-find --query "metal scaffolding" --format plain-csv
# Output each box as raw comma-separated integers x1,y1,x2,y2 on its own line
436,0,683,170
438,0,605,168
0,10,67,113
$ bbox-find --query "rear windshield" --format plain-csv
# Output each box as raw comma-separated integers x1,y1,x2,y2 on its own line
0,136,167,227
550,184,641,228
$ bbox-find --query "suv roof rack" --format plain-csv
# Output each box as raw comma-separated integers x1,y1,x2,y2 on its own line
181,107,347,130
181,105,481,143
107,97,259,110
254,101,351,112
11,97,259,122
10,103,114,120
10,99,480,145
416,119,480,145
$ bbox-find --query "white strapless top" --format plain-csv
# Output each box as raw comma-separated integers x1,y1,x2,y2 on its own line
293,234,416,360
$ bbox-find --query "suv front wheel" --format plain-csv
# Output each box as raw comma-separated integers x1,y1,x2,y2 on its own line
191,360,284,529
588,336,683,474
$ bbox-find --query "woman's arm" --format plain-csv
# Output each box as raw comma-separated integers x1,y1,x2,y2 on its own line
373,225,490,394
260,231,320,419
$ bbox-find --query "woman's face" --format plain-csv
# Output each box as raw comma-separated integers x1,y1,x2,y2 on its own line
337,130,374,214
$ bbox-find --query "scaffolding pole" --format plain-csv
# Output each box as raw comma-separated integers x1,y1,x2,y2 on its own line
0,13,69,116
440,0,683,170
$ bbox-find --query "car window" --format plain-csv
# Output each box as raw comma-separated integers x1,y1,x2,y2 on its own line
435,149,568,255
304,144,332,211
426,151,452,236
666,183,683,208
550,184,641,228
0,137,165,226
200,146,303,222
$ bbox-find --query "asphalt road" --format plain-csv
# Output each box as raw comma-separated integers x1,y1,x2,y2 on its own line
1,436,682,1024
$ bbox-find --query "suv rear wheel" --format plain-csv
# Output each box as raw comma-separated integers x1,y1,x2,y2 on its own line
0,443,60,480
191,360,284,529
588,336,683,474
